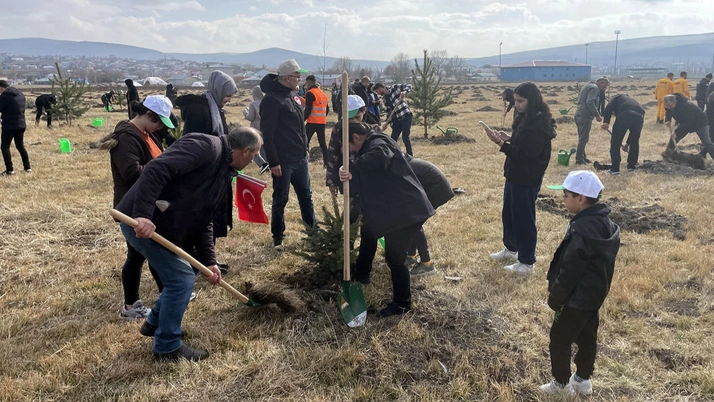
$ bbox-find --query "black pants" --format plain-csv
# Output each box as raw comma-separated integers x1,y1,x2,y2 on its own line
610,110,643,172
35,107,52,127
407,227,430,262
698,100,706,110
383,221,424,307
122,242,164,305
1,128,30,172
391,114,413,156
502,182,539,265
305,123,327,165
550,307,599,384
354,221,379,278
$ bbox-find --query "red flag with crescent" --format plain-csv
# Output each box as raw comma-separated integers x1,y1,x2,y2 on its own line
234,174,269,224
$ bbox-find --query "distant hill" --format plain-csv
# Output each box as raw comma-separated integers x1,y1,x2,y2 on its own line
1,33,712,70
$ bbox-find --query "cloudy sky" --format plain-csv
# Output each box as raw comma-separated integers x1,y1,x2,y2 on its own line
0,0,711,60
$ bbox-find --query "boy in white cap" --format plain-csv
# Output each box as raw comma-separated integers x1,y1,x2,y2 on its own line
541,171,620,396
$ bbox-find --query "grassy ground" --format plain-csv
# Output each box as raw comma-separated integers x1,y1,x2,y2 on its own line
1,80,713,401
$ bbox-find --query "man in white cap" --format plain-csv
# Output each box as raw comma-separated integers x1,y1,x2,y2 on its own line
259,59,316,251
540,170,620,396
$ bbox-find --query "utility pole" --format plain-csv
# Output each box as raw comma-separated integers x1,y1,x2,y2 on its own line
585,43,589,65
499,42,503,78
613,30,621,76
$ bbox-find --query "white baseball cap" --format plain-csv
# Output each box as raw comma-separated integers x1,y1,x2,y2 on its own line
347,95,365,118
547,170,604,198
277,59,308,76
143,95,175,129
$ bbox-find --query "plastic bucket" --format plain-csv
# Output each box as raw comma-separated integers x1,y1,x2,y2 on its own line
378,237,385,250
58,138,72,153
91,118,104,127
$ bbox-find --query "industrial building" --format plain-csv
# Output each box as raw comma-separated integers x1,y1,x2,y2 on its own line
500,61,591,82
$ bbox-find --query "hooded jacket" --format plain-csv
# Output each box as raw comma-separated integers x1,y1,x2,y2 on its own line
97,120,163,207
547,204,620,311
500,111,556,187
174,94,228,136
696,78,710,102
0,87,27,130
243,85,264,130
259,74,308,167
116,134,236,266
125,79,139,105
35,94,56,111
349,132,435,237
602,94,645,124
665,93,708,134
405,156,454,210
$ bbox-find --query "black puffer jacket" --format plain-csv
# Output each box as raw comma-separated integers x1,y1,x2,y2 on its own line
500,111,555,187
0,87,26,130
259,74,307,167
547,204,620,311
349,132,435,237
35,94,56,111
116,134,236,266
406,156,454,210
665,93,708,134
97,121,163,207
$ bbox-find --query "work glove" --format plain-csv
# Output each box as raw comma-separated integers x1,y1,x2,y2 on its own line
547,295,563,312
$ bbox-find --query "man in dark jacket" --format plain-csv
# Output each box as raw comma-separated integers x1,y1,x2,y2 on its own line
116,127,262,361
34,94,56,127
542,170,620,396
600,95,645,174
351,76,370,109
706,92,714,145
125,79,140,119
260,59,316,251
0,80,30,175
664,93,714,159
165,84,178,105
695,74,712,110
339,123,435,317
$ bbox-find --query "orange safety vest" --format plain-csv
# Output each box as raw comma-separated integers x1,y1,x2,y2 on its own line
306,87,328,124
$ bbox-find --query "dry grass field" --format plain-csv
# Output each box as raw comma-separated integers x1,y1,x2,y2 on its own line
1,80,714,402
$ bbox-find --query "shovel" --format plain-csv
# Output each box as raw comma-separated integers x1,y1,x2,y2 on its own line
337,71,367,328
380,98,402,132
110,209,260,307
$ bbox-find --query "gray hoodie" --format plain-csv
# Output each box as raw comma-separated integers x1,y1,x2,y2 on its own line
575,81,601,119
243,85,264,130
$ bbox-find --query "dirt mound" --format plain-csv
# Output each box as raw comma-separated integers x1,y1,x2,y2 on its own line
431,134,476,145
308,147,323,163
244,281,307,314
639,159,714,177
556,115,575,124
663,151,707,170
477,105,498,112
546,99,560,105
643,101,659,107
536,195,688,240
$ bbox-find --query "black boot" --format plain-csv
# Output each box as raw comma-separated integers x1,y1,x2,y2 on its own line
153,344,209,361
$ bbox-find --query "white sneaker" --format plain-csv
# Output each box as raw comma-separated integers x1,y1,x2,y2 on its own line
120,300,151,320
490,247,518,261
568,373,593,395
539,380,573,395
504,262,534,275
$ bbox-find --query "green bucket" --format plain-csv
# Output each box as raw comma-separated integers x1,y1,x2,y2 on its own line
58,138,72,153
91,118,104,127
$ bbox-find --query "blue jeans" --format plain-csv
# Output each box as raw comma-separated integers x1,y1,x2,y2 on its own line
502,182,540,265
391,114,413,156
271,158,316,239
121,223,197,354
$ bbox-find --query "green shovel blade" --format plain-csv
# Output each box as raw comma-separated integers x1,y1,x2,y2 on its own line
338,280,367,327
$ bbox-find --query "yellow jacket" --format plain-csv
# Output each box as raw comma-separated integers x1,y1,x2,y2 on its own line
655,78,673,100
672,78,690,98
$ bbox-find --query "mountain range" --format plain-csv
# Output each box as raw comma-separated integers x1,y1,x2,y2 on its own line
0,33,712,70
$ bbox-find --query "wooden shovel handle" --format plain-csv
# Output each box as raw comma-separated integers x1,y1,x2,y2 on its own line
381,99,402,132
341,72,351,282
109,209,250,304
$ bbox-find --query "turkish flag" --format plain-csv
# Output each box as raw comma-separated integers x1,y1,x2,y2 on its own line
234,174,269,224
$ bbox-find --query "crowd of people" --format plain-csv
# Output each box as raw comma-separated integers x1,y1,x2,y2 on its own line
2,65,714,396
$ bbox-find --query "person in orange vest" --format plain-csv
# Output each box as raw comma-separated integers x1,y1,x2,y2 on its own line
654,72,674,124
303,75,330,166
672,71,690,99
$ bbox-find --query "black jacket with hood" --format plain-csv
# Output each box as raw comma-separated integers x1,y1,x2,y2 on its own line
116,134,236,266
547,204,620,311
405,155,454,210
259,74,308,167
0,87,27,130
98,120,163,207
500,111,555,187
696,78,710,102
174,94,228,136
35,94,56,111
348,132,435,237
665,93,708,134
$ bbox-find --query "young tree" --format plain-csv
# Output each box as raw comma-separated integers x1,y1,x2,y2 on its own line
49,62,90,126
409,50,454,139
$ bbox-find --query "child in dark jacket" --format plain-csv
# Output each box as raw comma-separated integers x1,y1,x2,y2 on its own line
542,170,620,396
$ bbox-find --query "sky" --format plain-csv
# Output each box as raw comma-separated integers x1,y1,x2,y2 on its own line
0,0,712,60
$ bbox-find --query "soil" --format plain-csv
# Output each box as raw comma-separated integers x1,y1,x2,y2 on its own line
546,100,560,105
431,134,476,145
243,281,307,314
662,151,707,170
536,195,689,240
477,105,498,112
308,146,323,163
638,159,714,177
642,101,659,107
649,348,705,371
663,297,700,317
556,115,575,124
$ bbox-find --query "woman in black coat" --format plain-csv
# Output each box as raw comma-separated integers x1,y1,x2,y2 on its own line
125,79,140,119
485,82,556,276
339,122,435,317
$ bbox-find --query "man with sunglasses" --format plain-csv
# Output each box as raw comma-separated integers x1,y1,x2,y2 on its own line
260,59,317,251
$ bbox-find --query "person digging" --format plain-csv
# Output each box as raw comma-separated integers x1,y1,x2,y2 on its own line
663,93,714,160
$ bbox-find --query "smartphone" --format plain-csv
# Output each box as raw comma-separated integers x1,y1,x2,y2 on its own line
478,121,492,132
